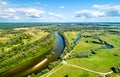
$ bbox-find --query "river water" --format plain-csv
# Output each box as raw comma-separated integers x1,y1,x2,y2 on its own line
52,31,65,58
74,33,81,44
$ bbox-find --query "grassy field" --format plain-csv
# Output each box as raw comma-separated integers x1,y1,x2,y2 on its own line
67,31,120,72
64,31,102,53
68,48,120,72
64,31,79,44
44,65,100,77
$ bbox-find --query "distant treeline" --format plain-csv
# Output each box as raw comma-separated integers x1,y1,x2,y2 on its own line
0,23,54,29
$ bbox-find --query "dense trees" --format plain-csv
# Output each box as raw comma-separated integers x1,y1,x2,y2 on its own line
0,33,55,73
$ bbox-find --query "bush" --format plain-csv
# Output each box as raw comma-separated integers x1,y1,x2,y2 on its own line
111,64,120,73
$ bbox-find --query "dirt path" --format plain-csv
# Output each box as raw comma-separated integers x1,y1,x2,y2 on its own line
45,60,113,77
62,60,113,77
45,63,63,77
63,50,73,59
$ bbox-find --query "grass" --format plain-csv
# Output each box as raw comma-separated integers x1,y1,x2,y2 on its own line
109,73,120,77
71,37,102,53
67,31,120,72
59,31,120,77
64,31,78,44
68,48,120,72
47,65,100,77
100,34,120,48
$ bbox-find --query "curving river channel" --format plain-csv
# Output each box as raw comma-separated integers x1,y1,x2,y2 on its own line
0,31,65,77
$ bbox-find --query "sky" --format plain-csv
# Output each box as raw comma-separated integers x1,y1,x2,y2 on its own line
0,0,120,22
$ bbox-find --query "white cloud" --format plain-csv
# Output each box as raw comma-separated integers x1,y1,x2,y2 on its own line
49,12,64,19
0,7,45,21
59,6,64,9
93,4,120,10
75,10,105,18
75,4,120,20
93,4,120,17
4,8,16,13
0,2,7,5
1,8,45,18
13,16,20,20
15,8,45,18
0,15,20,20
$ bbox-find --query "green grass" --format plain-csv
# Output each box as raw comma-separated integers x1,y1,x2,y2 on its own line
71,37,102,53
100,34,120,48
61,30,120,76
68,48,120,72
48,65,100,77
64,32,78,44
66,31,120,72
109,73,120,77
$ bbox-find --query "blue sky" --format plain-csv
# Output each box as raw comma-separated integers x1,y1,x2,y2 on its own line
0,0,120,22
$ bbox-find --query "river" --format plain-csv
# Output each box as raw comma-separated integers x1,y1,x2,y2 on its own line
74,33,81,44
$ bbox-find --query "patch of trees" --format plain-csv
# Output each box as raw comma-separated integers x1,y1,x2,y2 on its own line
111,64,120,73
0,23,54,29
6,33,32,45
66,46,104,59
67,51,92,59
108,30,120,35
85,38,114,48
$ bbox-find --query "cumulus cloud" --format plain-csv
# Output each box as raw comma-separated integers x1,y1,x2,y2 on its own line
93,4,120,17
93,4,120,10
1,8,45,18
75,10,105,18
13,16,20,20
4,8,16,13
15,8,45,18
0,7,45,21
75,4,120,19
59,6,64,9
0,2,7,5
0,15,20,20
49,12,64,19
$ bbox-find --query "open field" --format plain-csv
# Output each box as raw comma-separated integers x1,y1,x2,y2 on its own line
67,30,120,72
47,65,100,77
